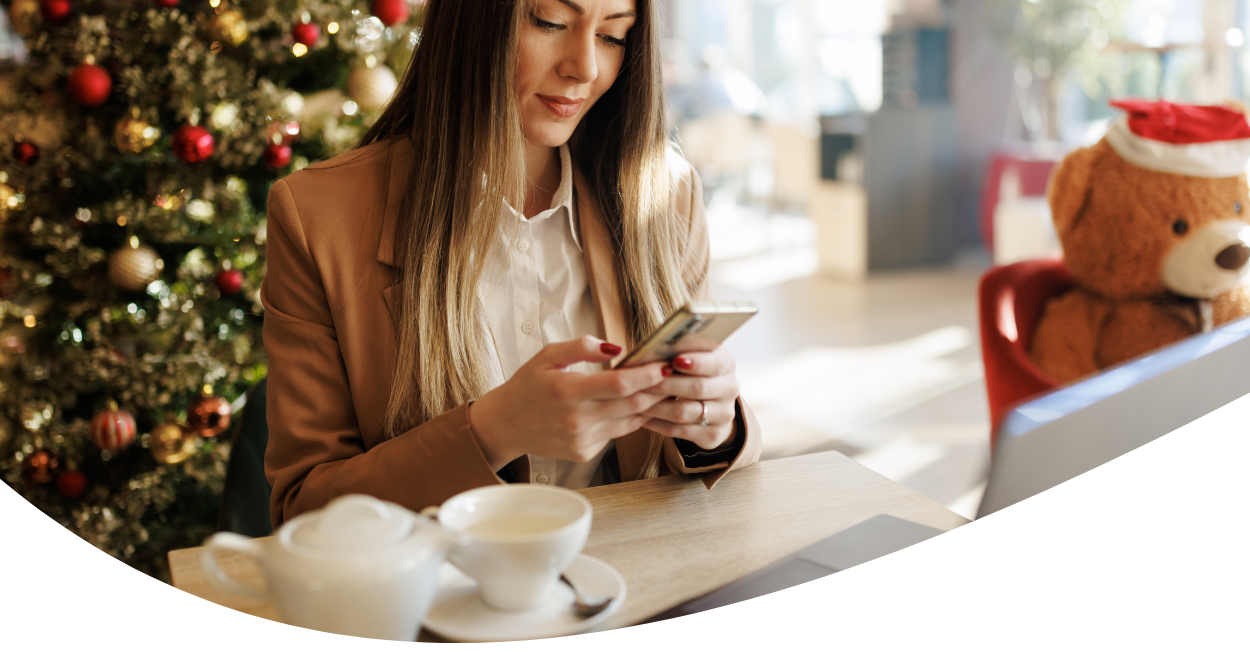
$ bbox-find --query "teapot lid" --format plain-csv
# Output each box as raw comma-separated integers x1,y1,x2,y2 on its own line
290,494,414,552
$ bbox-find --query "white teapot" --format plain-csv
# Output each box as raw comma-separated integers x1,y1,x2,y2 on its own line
201,494,450,641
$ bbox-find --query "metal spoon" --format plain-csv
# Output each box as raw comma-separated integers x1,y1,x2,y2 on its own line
560,573,613,617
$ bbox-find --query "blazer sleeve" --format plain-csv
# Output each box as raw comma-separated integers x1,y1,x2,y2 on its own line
261,179,504,527
659,161,763,488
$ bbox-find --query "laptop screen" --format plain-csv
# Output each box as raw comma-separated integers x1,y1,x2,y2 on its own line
979,316,1250,518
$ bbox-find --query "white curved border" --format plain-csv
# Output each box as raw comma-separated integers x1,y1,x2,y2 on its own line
1105,116,1250,178
5,392,1248,649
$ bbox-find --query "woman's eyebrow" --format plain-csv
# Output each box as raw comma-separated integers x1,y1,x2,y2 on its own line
554,0,636,20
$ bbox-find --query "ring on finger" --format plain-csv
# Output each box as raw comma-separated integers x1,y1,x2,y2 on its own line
698,400,709,426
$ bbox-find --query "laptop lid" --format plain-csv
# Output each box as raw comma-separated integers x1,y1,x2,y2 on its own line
978,316,1250,518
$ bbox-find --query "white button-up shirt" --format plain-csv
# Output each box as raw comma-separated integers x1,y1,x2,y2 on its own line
478,144,611,489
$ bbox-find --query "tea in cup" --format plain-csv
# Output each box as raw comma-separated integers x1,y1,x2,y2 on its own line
433,484,592,611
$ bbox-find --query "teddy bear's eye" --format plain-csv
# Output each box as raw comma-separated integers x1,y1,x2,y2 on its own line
1237,202,1243,213
1173,219,1189,235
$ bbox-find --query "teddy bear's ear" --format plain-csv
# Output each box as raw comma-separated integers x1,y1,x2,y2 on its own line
1047,144,1100,235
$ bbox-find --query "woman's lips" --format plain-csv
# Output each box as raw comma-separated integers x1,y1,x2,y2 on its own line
537,95,584,118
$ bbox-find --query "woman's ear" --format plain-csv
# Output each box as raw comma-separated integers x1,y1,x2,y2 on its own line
1047,143,1101,237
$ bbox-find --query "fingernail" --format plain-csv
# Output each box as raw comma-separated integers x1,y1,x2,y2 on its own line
600,342,622,356
674,356,693,370
661,365,673,377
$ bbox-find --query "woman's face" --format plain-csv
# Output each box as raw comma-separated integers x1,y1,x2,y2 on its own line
516,0,638,148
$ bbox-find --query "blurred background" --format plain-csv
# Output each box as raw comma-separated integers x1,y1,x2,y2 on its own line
0,0,1241,577
650,0,1245,519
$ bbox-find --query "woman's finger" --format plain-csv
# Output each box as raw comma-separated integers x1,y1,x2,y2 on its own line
649,373,737,401
670,348,735,378
589,391,671,422
535,335,622,370
568,362,671,400
591,413,652,441
639,397,734,425
643,419,734,449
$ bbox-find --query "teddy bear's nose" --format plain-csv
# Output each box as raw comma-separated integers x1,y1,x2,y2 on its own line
1215,243,1250,270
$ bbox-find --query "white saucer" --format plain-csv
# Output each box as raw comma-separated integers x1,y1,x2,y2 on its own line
422,554,626,642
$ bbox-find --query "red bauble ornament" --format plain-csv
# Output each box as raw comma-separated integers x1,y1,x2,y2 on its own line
57,469,88,498
154,0,178,7
13,141,40,166
371,0,409,26
39,0,72,24
67,63,112,107
172,124,214,164
263,143,292,169
90,401,137,452
292,21,320,47
21,449,59,484
214,269,244,295
187,386,232,438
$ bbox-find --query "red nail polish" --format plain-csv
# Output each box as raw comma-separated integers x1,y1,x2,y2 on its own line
600,342,622,356
674,356,693,370
661,365,673,377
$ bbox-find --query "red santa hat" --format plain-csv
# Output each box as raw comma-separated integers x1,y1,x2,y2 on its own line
1104,99,1250,178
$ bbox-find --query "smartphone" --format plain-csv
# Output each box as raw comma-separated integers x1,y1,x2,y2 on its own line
614,301,759,368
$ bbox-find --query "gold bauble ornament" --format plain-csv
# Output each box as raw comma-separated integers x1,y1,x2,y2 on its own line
108,238,163,292
149,421,197,465
346,64,399,112
0,182,19,221
8,0,39,38
113,116,160,154
214,9,250,46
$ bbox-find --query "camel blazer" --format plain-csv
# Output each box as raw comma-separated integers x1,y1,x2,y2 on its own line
261,137,762,526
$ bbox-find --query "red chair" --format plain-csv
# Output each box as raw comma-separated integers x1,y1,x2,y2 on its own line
978,258,1072,447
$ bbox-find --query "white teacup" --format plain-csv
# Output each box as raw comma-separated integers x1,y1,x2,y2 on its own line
433,485,592,612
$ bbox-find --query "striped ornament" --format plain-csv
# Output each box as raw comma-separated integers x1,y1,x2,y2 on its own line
91,401,137,453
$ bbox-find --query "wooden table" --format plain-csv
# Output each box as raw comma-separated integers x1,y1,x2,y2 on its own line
169,450,968,634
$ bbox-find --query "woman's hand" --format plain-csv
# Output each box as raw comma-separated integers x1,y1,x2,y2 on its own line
641,346,740,450
468,336,672,471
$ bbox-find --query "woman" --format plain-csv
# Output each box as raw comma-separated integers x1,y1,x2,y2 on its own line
262,0,761,525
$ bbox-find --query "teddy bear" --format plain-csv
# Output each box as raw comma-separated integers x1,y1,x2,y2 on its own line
1030,99,1250,384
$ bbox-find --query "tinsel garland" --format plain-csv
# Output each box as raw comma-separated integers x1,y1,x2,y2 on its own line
0,0,421,580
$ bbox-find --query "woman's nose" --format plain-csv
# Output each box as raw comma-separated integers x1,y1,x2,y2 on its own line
558,34,598,84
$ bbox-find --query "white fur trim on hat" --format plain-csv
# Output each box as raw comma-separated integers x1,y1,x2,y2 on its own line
1104,116,1250,178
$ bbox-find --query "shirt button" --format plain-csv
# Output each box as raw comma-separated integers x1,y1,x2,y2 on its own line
535,474,549,485
521,321,534,334
517,240,530,252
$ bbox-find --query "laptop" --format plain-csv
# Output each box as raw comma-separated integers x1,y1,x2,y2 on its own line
643,514,945,622
978,316,1250,518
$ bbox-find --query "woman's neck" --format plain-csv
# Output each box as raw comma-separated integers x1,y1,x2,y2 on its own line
522,142,561,219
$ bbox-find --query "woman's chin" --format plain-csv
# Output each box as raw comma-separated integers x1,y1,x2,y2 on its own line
522,121,578,149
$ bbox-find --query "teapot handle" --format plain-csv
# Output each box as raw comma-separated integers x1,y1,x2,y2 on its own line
201,532,268,601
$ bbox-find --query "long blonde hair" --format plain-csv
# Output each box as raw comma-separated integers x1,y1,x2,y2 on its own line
359,0,686,478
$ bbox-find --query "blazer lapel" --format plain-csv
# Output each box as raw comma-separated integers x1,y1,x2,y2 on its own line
376,139,409,269
572,168,652,482
377,139,411,324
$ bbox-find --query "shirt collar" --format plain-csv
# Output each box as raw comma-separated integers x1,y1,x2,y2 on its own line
503,143,581,251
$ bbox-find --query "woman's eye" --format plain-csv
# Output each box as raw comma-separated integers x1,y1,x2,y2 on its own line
531,14,562,31
599,34,626,48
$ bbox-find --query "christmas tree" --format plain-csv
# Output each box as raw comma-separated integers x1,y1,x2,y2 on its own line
0,0,420,580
